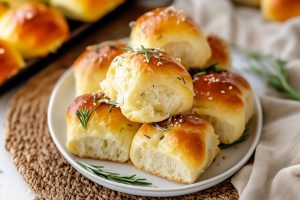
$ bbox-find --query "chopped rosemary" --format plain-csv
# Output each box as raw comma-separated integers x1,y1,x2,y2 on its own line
246,52,300,101
144,134,151,139
191,63,226,78
108,44,116,48
159,135,164,140
76,107,92,129
151,122,167,131
77,161,152,186
124,45,163,65
127,124,133,126
219,128,249,149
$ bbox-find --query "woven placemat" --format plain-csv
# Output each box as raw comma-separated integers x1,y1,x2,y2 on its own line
5,64,238,200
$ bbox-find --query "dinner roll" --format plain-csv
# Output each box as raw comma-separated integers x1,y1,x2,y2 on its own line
192,71,254,144
100,47,194,123
130,115,220,184
50,0,125,22
204,35,231,70
130,6,212,69
66,91,141,162
0,3,69,58
0,38,25,84
0,4,8,17
262,0,300,21
1,0,49,8
72,40,127,96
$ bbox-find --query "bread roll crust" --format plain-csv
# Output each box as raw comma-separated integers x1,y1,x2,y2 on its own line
0,39,25,84
66,92,141,162
101,48,194,123
130,7,212,69
262,0,300,21
0,3,69,58
130,115,220,184
192,72,254,144
72,40,127,96
50,0,125,22
204,35,231,70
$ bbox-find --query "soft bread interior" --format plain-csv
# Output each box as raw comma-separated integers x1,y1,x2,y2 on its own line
130,124,220,184
68,136,129,162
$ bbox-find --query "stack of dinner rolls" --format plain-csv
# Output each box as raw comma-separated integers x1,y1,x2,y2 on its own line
67,6,254,184
0,0,124,84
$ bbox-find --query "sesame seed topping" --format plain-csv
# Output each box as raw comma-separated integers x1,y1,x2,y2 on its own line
25,12,34,20
220,90,225,94
229,86,233,90
208,97,213,100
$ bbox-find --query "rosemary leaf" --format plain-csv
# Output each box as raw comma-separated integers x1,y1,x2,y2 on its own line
76,107,92,129
77,161,152,186
191,62,226,78
219,129,249,149
246,52,300,101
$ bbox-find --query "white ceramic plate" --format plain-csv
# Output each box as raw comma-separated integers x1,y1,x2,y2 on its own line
48,50,263,197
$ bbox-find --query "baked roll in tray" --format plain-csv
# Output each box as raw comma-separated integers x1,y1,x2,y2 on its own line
130,115,220,184
72,40,127,96
130,6,211,69
101,47,194,123
192,71,254,144
0,2,69,58
66,91,141,162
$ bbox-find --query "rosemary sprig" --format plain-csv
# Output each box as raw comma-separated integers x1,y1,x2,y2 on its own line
77,161,152,186
124,45,163,64
191,63,226,78
219,128,249,149
76,99,118,129
76,107,92,129
246,52,300,101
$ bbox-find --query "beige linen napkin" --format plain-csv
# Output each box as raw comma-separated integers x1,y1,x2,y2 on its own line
174,0,300,199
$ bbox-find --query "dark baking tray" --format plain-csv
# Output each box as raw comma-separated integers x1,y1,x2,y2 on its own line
0,0,131,95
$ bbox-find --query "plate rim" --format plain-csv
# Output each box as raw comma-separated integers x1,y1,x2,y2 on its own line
47,68,263,194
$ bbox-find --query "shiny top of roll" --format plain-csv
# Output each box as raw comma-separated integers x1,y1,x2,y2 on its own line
204,35,231,70
72,40,127,95
262,0,300,21
138,115,218,167
66,92,138,132
0,2,69,58
114,47,191,80
193,71,251,107
134,6,202,37
0,38,25,84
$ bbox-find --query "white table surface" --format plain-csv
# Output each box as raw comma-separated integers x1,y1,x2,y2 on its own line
0,89,35,200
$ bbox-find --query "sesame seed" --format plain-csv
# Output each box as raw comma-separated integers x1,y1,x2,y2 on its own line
229,86,233,90
208,97,213,100
220,90,225,94
25,12,34,20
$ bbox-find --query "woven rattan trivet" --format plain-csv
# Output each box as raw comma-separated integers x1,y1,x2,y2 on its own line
5,64,238,200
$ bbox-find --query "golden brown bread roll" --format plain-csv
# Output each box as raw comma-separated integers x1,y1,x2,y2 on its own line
0,4,8,17
130,6,212,69
0,2,69,58
192,71,254,144
262,0,300,21
50,0,125,22
72,40,127,96
100,47,194,123
130,115,220,184
0,38,25,84
204,35,231,70
66,91,141,162
1,0,49,8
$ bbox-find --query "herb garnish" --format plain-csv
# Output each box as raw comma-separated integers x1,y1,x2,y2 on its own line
77,161,152,186
144,134,151,139
76,107,92,129
124,45,163,65
151,122,167,131
219,128,249,149
191,63,226,78
76,99,118,129
246,52,300,101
